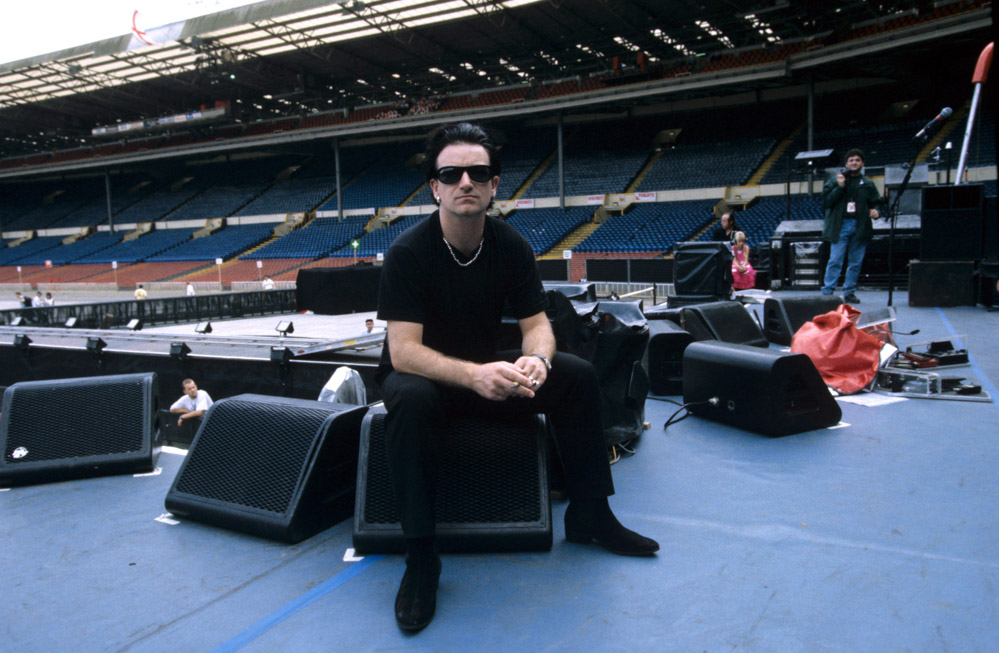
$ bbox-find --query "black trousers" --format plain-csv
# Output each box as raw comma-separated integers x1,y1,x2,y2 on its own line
380,350,615,538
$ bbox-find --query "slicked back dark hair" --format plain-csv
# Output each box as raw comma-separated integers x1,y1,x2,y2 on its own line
424,122,501,183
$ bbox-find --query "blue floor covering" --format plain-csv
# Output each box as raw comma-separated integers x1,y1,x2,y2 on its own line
2,290,998,652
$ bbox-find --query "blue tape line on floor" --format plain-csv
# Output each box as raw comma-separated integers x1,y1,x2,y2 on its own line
210,554,384,653
935,308,999,406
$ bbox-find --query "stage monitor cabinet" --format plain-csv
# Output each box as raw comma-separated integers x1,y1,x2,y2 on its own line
353,407,551,554
542,281,596,303
920,184,984,261
0,373,160,487
908,260,977,307
683,341,841,437
644,320,694,396
674,242,733,297
165,394,368,543
763,294,844,346
643,304,683,326
681,301,768,348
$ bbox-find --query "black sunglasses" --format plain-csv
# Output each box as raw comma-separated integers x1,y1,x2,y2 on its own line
435,165,493,184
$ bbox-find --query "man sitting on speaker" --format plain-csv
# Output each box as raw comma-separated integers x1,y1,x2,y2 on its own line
376,122,658,632
170,378,213,428
821,148,883,304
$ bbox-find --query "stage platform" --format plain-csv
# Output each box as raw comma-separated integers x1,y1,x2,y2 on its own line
3,290,999,652
0,309,384,360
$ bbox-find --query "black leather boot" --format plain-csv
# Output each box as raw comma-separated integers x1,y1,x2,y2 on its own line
394,538,441,631
564,498,659,556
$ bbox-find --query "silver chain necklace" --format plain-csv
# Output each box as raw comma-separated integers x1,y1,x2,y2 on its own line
442,236,484,267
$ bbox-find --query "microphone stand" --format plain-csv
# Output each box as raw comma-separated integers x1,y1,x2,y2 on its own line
885,141,925,306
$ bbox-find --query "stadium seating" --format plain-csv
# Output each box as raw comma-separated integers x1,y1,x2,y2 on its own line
12,231,122,265
76,229,196,264
696,196,823,248
332,214,424,257
250,215,369,259
163,156,300,221
0,236,65,266
507,207,592,254
522,124,650,198
638,139,775,190
318,143,426,211
575,200,716,254
148,223,275,262
234,156,337,216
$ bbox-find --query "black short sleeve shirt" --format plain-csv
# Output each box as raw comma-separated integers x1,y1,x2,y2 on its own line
376,212,545,378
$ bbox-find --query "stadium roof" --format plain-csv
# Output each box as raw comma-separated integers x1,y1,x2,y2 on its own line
0,0,992,161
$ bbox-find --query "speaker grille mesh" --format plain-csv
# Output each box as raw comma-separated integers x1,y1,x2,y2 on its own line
363,413,542,524
4,379,146,462
173,399,329,514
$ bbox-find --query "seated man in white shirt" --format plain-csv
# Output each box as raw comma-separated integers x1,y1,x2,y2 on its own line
170,378,213,428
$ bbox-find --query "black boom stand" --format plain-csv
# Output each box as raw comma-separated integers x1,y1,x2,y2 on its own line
885,141,927,307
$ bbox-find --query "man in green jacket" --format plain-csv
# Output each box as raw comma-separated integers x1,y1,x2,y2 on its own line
821,148,882,303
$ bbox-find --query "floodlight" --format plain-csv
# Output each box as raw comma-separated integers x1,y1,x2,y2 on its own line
793,149,838,169
195,321,213,334
14,334,31,351
64,317,78,328
11,317,24,327
170,342,192,359
270,346,292,364
127,318,143,331
86,337,107,353
275,321,294,336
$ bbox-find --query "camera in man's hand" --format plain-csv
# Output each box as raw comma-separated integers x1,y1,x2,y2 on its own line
841,167,860,178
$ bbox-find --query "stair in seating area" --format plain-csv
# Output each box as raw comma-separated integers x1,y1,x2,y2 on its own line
239,235,280,259
746,121,805,185
539,220,600,259
512,151,557,200
625,150,664,193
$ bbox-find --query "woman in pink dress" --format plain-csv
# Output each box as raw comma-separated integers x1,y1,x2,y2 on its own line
731,231,756,290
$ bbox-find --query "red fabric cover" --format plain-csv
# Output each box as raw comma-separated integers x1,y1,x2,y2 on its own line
790,304,882,394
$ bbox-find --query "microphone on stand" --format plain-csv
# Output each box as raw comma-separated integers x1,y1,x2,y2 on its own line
913,107,953,140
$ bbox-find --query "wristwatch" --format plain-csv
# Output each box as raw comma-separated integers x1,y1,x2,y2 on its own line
531,353,552,372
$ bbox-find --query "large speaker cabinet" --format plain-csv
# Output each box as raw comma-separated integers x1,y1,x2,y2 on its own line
920,184,984,260
762,294,844,346
353,407,551,554
908,260,978,307
165,394,368,543
644,320,694,396
683,341,841,437
674,242,733,297
0,373,160,487
681,301,768,348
